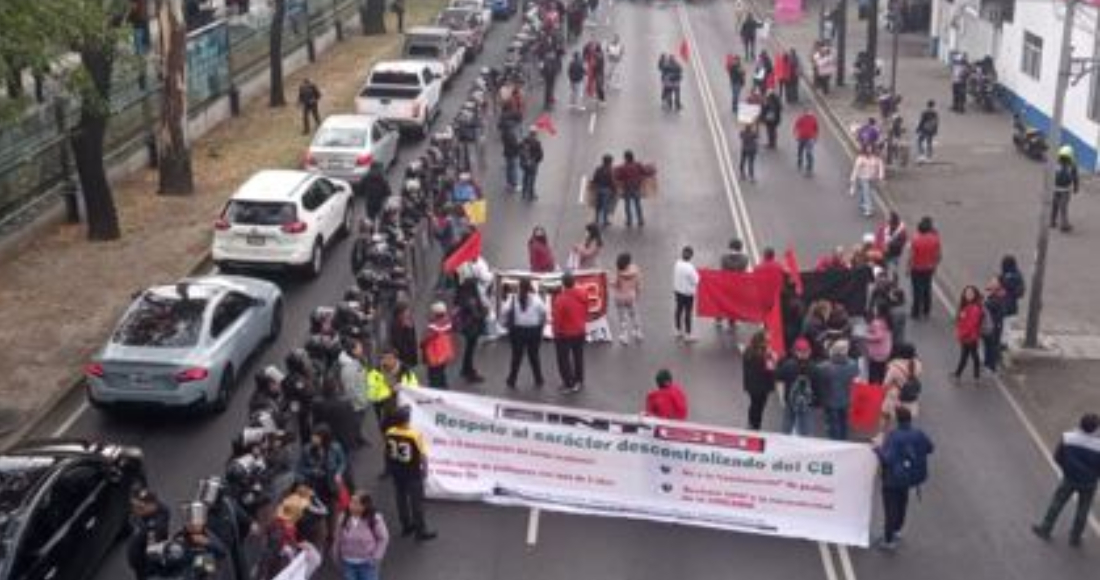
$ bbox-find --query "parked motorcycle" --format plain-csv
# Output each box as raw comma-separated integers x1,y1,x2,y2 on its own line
1013,114,1047,161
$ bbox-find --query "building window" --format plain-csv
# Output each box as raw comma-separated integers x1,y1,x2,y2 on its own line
1021,31,1042,80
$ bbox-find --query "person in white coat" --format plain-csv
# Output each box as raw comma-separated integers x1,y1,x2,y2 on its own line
672,246,700,342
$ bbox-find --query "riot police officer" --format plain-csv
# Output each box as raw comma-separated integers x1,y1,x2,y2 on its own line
384,406,437,541
127,488,171,580
170,501,230,580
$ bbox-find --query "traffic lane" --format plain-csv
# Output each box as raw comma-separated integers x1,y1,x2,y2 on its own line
70,20,526,580
686,2,1097,578
377,6,828,580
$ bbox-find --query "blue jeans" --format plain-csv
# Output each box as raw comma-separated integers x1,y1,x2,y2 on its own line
782,406,814,436
522,165,539,199
623,188,644,226
505,155,520,188
855,178,874,215
797,139,815,172
594,187,613,225
342,560,379,580
824,407,848,441
731,83,743,113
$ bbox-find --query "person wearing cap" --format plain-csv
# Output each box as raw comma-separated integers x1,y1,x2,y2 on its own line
553,272,590,393
1033,413,1100,546
1052,145,1079,232
127,488,171,580
519,129,544,200
384,406,438,541
420,302,455,390
776,337,824,436
644,369,689,420
818,339,860,441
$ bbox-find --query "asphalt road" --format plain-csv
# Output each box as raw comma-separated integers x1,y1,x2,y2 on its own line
33,3,1096,580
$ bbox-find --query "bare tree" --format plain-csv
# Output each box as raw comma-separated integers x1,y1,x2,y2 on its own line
155,0,193,194
361,0,387,35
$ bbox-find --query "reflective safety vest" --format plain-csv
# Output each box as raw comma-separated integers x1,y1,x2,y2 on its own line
364,368,419,403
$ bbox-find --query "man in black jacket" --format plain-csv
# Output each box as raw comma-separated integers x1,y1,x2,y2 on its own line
362,162,392,221
127,488,171,580
519,130,544,200
1033,413,1100,546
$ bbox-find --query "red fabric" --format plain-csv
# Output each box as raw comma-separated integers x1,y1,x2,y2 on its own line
533,112,557,136
336,480,351,512
754,259,787,299
848,381,886,432
646,384,689,420
793,113,819,141
764,299,785,357
909,232,941,272
956,303,983,344
774,53,790,82
784,249,803,295
422,324,455,366
678,38,690,62
528,239,555,272
725,53,736,71
696,269,773,321
552,288,588,338
443,229,482,274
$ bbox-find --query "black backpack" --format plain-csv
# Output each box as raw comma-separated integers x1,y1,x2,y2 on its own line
899,365,922,402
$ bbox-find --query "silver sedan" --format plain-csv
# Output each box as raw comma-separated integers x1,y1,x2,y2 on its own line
85,275,283,413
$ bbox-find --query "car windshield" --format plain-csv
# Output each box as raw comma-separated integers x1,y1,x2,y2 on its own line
112,290,208,348
370,71,421,86
406,44,441,58
0,456,56,565
439,12,471,29
224,200,297,226
313,127,368,149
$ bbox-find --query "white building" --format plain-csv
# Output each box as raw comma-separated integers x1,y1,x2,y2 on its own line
932,0,1100,170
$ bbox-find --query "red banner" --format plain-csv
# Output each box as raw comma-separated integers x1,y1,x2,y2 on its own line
696,269,774,322
443,229,482,273
848,381,885,433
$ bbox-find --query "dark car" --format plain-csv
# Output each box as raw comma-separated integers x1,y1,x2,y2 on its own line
0,440,146,580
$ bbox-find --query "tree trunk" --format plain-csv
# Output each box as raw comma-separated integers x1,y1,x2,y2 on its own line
363,0,386,35
270,0,287,107
73,45,121,241
5,67,23,99
155,0,194,195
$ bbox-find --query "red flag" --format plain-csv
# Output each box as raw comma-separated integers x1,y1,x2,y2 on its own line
678,38,690,62
533,113,557,136
848,381,886,433
784,248,804,296
443,229,482,274
696,269,772,322
764,297,785,357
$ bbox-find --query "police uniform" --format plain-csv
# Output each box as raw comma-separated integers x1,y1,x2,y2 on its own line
384,420,435,539
127,496,170,580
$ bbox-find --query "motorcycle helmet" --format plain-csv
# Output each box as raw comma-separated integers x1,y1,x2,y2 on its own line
284,349,311,376
195,476,225,507
1058,145,1074,160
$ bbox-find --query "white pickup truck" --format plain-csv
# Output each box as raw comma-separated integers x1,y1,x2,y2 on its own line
401,26,466,85
354,61,443,137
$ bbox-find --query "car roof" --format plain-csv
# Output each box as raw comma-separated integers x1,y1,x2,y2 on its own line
441,6,477,15
233,170,313,202
406,26,452,36
318,114,379,130
372,60,434,73
143,280,227,303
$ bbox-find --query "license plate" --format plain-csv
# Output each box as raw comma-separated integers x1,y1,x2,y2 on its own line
326,160,352,170
246,234,266,246
131,374,151,389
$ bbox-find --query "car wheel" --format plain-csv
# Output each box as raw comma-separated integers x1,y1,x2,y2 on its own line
307,241,323,278
210,367,233,414
266,299,284,342
339,205,354,239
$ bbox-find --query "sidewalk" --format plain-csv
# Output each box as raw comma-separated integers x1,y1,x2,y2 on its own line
763,1,1100,442
0,7,444,443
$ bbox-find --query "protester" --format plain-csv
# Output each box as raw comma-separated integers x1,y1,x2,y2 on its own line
880,342,922,428
553,272,589,393
570,223,603,269
390,302,419,371
614,150,650,228
541,48,561,110
366,347,418,446
742,330,777,430
784,48,801,102
760,91,783,149
875,211,908,270
528,226,556,272
332,492,389,580
504,278,548,389
777,337,823,436
612,252,644,345
915,100,939,162
568,51,586,111
298,78,322,134
421,302,455,390
645,369,689,420
739,122,760,182
812,43,834,94
672,246,700,342
297,424,348,511
501,123,521,193
864,303,894,384
908,217,941,321
384,406,437,541
728,54,746,115
819,340,859,441
792,106,819,174
740,13,759,59
850,144,884,218
519,129,545,200
875,407,934,550
1032,413,1100,547
753,51,772,93
1052,145,1080,232
454,279,487,383
660,55,684,111
982,278,1008,373
952,285,984,383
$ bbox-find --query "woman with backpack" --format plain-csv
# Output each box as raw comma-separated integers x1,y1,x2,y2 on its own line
333,492,390,580
504,278,548,389
953,285,984,382
882,342,922,429
997,254,1026,319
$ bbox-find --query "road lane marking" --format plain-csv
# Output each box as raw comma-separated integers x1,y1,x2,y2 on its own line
577,174,589,205
589,110,598,134
817,541,840,580
526,507,541,547
838,542,857,580
52,400,89,437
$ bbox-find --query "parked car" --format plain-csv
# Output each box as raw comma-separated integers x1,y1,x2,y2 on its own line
488,0,517,19
401,26,466,83
449,0,494,26
0,440,145,580
436,7,488,59
304,114,400,192
85,274,284,413
212,169,354,276
355,60,443,137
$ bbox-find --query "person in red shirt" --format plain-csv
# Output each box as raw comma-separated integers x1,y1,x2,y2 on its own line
645,369,689,420
908,216,941,320
754,247,787,298
528,226,556,273
953,285,984,382
552,273,589,393
792,106,819,175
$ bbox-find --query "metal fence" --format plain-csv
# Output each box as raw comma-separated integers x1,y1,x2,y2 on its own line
0,0,361,227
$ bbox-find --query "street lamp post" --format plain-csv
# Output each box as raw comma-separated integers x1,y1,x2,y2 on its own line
889,2,900,97
837,0,848,86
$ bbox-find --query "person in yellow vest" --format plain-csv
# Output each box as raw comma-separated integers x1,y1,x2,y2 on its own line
364,346,418,437
384,405,437,541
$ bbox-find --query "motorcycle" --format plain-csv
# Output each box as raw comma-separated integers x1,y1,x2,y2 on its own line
1012,114,1047,161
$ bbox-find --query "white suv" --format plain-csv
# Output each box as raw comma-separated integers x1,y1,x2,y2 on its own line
213,170,354,277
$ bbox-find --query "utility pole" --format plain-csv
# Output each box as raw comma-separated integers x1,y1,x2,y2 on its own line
837,0,848,86
1024,0,1078,348
889,0,900,97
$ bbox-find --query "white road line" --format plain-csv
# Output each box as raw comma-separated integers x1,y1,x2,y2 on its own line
526,507,541,547
589,110,598,134
837,544,857,580
577,174,589,205
52,400,89,437
817,541,839,580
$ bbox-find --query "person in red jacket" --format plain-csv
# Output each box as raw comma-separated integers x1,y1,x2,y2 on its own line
953,285,984,382
908,216,941,320
553,272,589,393
528,226,556,273
793,106,819,175
645,369,689,420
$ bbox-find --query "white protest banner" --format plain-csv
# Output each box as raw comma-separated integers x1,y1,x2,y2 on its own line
494,269,612,342
403,388,878,546
271,553,309,580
